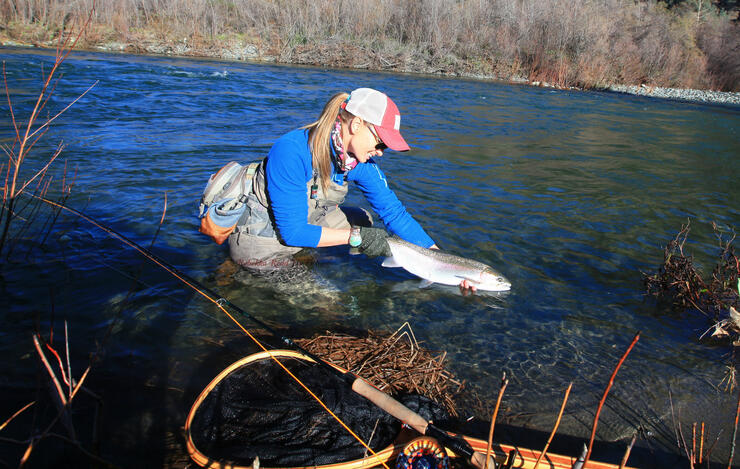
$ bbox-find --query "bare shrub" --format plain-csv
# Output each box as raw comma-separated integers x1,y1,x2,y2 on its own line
2,0,738,90
698,15,740,91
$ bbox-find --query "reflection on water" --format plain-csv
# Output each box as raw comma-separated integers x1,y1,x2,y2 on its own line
1,46,739,466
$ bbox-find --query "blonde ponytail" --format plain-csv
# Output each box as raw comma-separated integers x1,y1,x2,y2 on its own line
302,92,350,192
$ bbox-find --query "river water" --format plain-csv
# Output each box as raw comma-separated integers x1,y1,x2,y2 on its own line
1,47,739,467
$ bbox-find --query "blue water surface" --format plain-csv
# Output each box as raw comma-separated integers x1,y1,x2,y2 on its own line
1,46,739,467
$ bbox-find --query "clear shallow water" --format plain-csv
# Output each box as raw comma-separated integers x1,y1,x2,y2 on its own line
1,47,739,467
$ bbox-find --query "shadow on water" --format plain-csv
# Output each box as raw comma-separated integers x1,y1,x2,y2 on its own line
0,220,198,466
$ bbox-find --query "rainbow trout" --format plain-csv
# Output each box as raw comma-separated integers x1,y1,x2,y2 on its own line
381,237,511,291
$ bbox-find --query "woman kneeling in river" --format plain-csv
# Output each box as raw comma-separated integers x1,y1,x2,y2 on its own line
230,87,475,291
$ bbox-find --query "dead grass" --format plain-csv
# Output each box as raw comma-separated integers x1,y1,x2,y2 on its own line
2,1,738,89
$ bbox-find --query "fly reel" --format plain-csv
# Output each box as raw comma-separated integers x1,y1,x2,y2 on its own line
396,437,449,469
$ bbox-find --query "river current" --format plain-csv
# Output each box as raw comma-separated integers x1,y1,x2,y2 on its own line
1,47,739,467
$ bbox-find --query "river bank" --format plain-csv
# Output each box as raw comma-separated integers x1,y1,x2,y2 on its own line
3,33,740,107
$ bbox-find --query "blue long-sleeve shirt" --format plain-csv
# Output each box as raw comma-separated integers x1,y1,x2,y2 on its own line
265,128,434,249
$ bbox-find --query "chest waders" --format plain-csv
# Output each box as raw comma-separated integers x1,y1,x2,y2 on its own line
228,160,372,271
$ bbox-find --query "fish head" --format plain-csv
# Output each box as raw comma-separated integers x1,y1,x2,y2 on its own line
477,268,511,291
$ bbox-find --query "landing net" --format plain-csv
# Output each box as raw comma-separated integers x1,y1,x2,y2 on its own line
185,350,449,469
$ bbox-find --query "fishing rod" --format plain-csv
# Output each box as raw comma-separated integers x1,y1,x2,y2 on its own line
31,194,498,469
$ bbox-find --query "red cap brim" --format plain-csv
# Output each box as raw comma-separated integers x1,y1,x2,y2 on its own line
376,126,410,152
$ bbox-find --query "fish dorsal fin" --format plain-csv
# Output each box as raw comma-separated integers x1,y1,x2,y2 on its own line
381,256,403,268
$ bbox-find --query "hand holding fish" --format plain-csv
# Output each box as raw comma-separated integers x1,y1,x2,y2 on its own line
458,278,478,293
357,227,392,257
428,245,477,292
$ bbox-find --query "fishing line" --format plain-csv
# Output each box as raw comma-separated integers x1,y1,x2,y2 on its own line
30,194,491,469
29,193,393,468
66,241,233,329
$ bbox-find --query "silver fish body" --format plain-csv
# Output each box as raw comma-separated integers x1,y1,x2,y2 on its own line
382,237,511,291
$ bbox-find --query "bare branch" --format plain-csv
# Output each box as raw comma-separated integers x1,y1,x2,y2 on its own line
584,332,640,466
16,143,65,196
65,321,72,400
32,335,67,406
1,144,17,166
2,62,21,145
27,81,98,141
70,366,92,401
533,382,572,469
0,402,35,432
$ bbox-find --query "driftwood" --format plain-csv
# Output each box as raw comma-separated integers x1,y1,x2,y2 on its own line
296,323,464,416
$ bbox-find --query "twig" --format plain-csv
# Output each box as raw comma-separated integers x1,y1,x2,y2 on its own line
159,191,168,225
70,365,92,401
65,321,72,399
26,81,98,141
677,411,691,463
19,440,34,467
729,387,740,469
692,422,696,468
0,402,35,432
584,332,640,466
669,390,681,450
704,429,724,464
619,432,637,469
32,335,67,406
533,382,572,469
296,328,463,415
2,62,21,145
699,422,704,466
15,142,65,196
485,373,508,469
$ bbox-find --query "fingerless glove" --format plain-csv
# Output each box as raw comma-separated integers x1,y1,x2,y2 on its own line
358,227,391,258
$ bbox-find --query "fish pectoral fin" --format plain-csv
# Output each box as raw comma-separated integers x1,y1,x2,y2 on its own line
381,256,403,268
418,280,434,289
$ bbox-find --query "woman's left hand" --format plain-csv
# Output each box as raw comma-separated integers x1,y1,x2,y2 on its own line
429,244,477,294
458,279,478,295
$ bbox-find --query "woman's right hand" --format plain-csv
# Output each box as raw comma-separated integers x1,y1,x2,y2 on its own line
358,227,391,257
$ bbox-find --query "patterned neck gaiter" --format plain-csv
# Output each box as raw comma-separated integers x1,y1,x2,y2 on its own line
330,117,357,172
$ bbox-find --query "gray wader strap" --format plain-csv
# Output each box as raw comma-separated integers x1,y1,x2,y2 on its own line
240,162,259,203
232,162,263,242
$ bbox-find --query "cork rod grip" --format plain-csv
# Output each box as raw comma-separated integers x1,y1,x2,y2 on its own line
350,378,428,434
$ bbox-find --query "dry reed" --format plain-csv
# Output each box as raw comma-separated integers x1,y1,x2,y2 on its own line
583,332,640,468
533,382,572,469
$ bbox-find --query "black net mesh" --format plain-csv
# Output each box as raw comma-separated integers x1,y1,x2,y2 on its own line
189,354,449,467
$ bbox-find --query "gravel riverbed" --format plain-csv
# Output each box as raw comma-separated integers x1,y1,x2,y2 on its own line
606,84,740,106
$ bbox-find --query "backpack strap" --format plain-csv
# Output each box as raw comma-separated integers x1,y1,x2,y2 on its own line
239,162,260,204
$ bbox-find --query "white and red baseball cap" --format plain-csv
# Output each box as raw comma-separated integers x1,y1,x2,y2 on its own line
343,88,410,152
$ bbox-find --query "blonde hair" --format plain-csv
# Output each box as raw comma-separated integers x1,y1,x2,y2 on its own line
302,92,351,192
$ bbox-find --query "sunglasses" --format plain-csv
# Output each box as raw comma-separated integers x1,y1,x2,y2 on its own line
367,125,387,151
